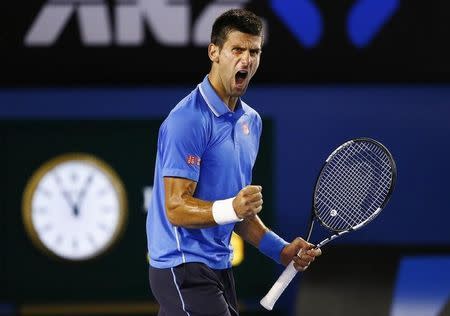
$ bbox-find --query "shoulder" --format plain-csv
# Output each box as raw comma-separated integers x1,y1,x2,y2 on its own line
242,100,261,119
161,87,211,137
242,100,262,127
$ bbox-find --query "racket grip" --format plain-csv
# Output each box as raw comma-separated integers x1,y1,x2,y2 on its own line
260,261,298,310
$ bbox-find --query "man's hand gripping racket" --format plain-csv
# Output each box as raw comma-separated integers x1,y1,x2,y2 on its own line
260,138,397,310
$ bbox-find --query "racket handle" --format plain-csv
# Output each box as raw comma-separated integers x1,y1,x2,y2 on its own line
260,261,298,310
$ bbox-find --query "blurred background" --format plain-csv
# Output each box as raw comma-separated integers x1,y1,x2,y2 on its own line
1,1,450,316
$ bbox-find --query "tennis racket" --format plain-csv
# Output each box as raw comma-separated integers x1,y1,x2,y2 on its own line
260,138,397,311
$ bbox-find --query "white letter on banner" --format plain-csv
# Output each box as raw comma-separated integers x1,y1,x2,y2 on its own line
116,0,189,46
25,0,112,46
24,1,76,46
78,3,112,45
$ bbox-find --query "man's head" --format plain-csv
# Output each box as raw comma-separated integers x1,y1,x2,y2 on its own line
211,9,264,49
208,9,264,105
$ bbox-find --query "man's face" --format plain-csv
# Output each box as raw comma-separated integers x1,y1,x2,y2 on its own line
211,31,262,98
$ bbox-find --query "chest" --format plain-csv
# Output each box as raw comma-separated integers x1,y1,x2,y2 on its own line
202,115,259,171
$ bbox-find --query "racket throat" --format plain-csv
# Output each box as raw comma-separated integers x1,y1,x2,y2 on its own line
305,216,315,242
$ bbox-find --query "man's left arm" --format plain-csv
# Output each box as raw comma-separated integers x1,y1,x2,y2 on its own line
241,115,321,269
234,216,321,271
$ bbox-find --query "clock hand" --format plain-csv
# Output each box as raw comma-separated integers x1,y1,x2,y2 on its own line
73,203,80,216
63,190,79,216
74,172,95,213
53,173,78,216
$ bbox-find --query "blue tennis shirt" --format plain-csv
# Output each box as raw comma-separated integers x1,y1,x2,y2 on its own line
146,75,262,269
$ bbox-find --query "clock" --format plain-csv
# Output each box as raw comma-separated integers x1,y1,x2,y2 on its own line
22,153,127,261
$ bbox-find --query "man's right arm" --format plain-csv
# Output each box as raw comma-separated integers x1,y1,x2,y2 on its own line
164,176,263,229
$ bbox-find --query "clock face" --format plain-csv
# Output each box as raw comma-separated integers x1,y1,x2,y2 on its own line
22,154,127,261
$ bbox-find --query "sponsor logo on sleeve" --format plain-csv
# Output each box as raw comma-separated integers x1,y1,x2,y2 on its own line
186,155,201,166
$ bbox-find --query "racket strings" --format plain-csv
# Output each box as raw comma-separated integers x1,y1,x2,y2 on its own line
319,143,391,229
325,161,372,210
354,146,392,179
319,153,377,225
317,173,375,230
317,183,369,229
315,141,393,231
323,144,389,226
316,197,358,228
317,168,370,226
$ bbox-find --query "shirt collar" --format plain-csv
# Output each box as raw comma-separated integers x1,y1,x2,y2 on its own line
198,75,246,118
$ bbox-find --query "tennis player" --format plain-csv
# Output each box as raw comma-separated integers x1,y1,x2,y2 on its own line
146,9,321,316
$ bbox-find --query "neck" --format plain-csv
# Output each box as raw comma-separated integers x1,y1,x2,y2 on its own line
207,72,238,112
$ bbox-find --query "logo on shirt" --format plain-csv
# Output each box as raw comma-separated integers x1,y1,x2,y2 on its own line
186,155,201,166
242,122,250,135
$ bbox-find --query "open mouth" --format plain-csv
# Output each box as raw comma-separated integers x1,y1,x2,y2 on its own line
235,70,248,86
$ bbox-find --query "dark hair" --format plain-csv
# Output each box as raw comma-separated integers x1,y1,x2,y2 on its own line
211,9,263,48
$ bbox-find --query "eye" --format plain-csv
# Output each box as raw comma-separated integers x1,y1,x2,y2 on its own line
250,49,261,57
232,47,244,54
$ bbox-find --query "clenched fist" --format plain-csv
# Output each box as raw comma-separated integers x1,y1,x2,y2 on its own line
232,185,263,219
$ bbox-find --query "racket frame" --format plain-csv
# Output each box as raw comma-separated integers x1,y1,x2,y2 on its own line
312,137,397,235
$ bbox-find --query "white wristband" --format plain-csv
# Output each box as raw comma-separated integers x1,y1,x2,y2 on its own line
212,197,243,225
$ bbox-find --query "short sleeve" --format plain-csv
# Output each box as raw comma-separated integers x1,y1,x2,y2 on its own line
158,111,207,182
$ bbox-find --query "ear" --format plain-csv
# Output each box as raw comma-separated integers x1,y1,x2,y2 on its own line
208,43,220,63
